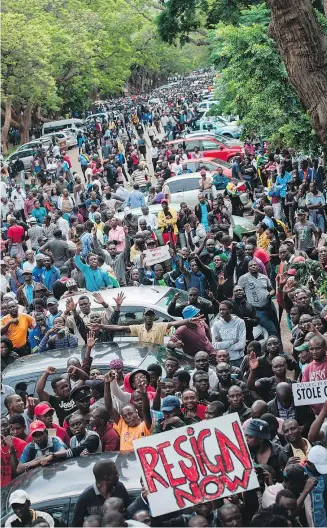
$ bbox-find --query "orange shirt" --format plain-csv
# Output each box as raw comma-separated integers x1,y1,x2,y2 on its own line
1,314,34,348
113,417,151,451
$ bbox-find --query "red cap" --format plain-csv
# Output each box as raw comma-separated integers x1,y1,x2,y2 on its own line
30,420,47,435
34,402,54,417
161,199,168,204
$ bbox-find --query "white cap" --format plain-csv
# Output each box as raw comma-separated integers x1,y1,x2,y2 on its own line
307,445,327,474
124,207,131,216
27,217,37,224
9,490,29,506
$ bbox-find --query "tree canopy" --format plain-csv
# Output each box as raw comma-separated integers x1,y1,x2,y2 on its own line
1,0,208,151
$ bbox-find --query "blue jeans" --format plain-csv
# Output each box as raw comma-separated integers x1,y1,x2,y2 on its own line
309,213,325,231
256,302,280,337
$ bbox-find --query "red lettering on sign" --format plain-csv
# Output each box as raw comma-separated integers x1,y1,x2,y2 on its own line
157,441,186,488
215,421,252,472
174,482,202,508
189,434,207,477
174,435,199,483
197,429,224,474
200,475,225,500
136,447,169,493
221,468,252,492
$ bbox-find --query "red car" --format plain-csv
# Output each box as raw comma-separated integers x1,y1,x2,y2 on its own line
167,136,244,163
181,157,233,178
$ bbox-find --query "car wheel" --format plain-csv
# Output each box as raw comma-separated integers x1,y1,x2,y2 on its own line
227,156,235,163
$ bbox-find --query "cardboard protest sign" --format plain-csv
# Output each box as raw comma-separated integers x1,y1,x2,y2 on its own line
144,245,170,266
133,414,259,517
292,380,327,406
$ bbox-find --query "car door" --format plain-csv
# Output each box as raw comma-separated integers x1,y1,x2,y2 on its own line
182,177,201,208
17,149,34,169
201,139,227,161
166,178,185,204
184,139,201,156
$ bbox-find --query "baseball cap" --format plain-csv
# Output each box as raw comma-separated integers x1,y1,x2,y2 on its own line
46,297,58,305
27,217,37,224
284,238,295,245
30,420,47,435
124,207,131,216
161,396,181,412
9,490,30,506
22,269,32,275
144,308,155,316
34,402,55,417
161,199,168,204
297,208,306,214
70,385,91,402
307,445,327,474
182,305,200,319
294,342,309,352
35,253,45,261
246,419,270,439
236,242,245,249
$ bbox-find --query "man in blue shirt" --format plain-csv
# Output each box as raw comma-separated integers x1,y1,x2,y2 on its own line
28,313,49,353
41,255,60,293
232,155,242,180
126,184,145,208
17,420,67,474
32,254,46,283
306,445,327,528
74,245,118,292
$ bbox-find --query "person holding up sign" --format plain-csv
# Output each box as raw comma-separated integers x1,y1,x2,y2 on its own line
302,336,327,415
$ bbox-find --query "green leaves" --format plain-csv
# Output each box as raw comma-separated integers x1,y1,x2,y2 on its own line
208,4,321,152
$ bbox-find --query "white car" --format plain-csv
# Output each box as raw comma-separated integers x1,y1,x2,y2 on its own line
17,138,52,153
165,173,250,209
4,148,36,170
197,100,220,114
58,286,187,343
40,130,76,150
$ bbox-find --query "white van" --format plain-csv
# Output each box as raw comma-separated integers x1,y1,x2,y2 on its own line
41,119,84,136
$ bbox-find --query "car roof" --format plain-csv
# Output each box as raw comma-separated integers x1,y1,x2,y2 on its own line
57,286,171,310
3,341,191,381
1,453,141,514
115,204,181,220
186,157,232,168
168,136,220,144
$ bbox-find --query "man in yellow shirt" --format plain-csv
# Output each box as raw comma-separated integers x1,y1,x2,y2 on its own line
1,300,34,356
104,371,152,451
90,308,204,346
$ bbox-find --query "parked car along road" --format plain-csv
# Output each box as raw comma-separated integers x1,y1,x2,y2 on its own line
1,453,142,527
4,148,36,171
182,130,242,147
194,117,242,139
167,136,244,163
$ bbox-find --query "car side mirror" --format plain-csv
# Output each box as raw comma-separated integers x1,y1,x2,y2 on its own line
220,145,224,150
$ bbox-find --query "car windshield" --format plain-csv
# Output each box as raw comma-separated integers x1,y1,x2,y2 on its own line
155,288,189,308
210,158,232,168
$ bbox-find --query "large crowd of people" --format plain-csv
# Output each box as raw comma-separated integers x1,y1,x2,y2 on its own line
1,72,327,527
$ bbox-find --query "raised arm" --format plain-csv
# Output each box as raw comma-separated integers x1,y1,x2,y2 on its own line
36,366,57,401
308,401,327,443
167,314,205,330
104,371,121,424
139,380,152,430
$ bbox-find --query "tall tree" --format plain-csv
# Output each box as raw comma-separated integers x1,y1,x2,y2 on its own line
268,0,327,146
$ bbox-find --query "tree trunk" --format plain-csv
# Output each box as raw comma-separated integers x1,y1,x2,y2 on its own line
1,99,12,155
19,104,31,144
269,0,327,146
325,0,327,17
